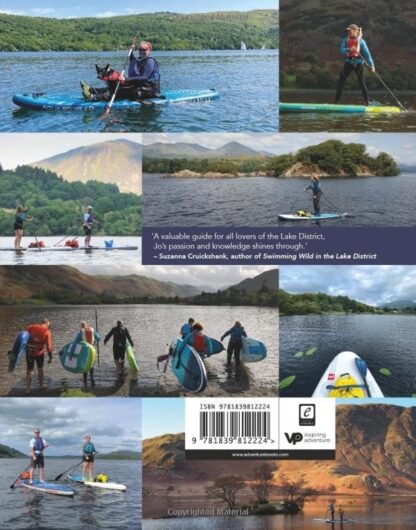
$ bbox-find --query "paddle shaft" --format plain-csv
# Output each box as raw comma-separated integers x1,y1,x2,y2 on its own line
95,308,100,370
10,464,31,488
55,461,82,481
360,55,406,111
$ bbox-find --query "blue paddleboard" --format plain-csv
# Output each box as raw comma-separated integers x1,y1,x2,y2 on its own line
241,337,267,363
279,212,347,221
8,331,30,372
170,338,207,393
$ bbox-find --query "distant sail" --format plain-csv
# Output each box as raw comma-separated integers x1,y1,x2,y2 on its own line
240,41,247,50
261,45,266,50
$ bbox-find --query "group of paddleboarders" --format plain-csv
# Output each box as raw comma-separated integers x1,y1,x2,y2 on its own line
21,318,134,394
179,318,247,367
80,41,161,102
25,429,100,484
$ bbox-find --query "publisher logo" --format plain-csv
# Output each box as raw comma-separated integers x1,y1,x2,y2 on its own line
284,432,303,445
299,404,316,426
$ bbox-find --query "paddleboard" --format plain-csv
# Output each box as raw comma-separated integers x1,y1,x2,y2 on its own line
125,341,138,372
19,479,75,496
204,337,225,357
241,337,267,363
312,351,384,398
170,338,208,393
280,102,401,113
12,89,219,111
59,341,96,374
0,245,138,252
313,518,353,524
8,331,30,372
279,213,347,221
68,474,127,491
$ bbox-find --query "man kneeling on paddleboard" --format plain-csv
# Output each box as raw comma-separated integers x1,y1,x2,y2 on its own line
29,428,49,484
335,24,375,106
80,41,161,102
25,318,53,396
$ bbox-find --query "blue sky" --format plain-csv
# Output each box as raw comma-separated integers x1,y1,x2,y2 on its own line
0,398,141,456
280,265,416,306
0,1,277,18
142,399,184,439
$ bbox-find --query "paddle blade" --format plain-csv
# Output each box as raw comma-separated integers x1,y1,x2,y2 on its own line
355,357,368,378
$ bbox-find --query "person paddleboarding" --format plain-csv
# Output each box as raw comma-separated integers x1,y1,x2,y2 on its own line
14,206,32,249
29,428,49,484
304,176,323,216
82,434,98,481
83,206,98,248
335,24,375,106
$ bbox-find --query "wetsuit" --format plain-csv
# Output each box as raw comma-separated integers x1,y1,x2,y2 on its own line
104,325,134,361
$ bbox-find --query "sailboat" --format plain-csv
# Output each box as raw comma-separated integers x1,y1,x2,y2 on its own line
240,41,247,51
261,45,266,50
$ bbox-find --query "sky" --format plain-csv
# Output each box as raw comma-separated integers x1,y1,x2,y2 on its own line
0,398,141,456
77,264,276,290
280,265,416,306
0,1,277,18
142,132,416,165
0,133,141,170
142,398,184,439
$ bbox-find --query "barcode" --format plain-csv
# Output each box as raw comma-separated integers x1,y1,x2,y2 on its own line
200,411,271,439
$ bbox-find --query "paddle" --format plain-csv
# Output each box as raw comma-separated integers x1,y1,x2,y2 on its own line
54,461,82,481
10,464,31,488
355,357,372,397
360,55,406,111
95,308,100,370
100,34,139,120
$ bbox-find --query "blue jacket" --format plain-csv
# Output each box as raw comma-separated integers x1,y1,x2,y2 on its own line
180,323,193,338
340,37,374,67
221,326,247,342
307,181,321,194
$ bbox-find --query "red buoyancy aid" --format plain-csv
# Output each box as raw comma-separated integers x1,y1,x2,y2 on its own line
27,324,52,356
82,327,94,345
192,333,207,354
346,37,361,58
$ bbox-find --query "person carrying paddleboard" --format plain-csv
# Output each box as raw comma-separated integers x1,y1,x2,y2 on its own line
14,205,32,249
74,321,100,388
221,321,247,367
83,206,98,248
181,322,213,357
29,428,49,484
82,434,98,481
180,318,195,339
25,318,53,395
304,176,323,216
335,24,375,106
104,320,134,377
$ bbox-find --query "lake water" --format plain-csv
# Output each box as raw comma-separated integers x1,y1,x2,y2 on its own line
3,50,278,133
0,305,142,397
1,458,141,530
280,89,416,132
143,174,416,227
279,314,416,397
0,236,141,266
143,495,416,529
137,304,279,397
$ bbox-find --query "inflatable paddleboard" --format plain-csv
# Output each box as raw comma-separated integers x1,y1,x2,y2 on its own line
12,89,219,111
19,479,75,496
280,102,401,113
125,341,138,372
59,341,96,374
279,213,347,221
170,338,208,393
68,474,127,491
204,337,225,357
312,351,384,398
8,331,30,372
241,337,267,363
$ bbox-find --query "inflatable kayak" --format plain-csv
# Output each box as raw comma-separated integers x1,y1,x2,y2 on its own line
19,479,75,496
279,213,348,221
280,102,401,113
241,337,267,362
68,474,127,491
12,89,219,111
8,331,30,372
312,351,384,398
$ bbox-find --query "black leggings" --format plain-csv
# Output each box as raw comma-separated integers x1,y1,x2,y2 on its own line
335,63,369,105
227,340,242,365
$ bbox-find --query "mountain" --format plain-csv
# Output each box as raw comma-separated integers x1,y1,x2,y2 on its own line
398,164,416,174
143,141,274,160
99,450,140,460
224,269,279,292
0,443,26,458
30,140,141,195
382,299,416,309
143,405,416,494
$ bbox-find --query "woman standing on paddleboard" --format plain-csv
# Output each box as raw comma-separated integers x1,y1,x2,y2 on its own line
335,24,375,105
14,205,32,249
83,206,98,248
82,434,97,481
305,176,323,216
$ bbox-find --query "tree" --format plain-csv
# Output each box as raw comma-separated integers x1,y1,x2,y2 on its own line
206,475,246,508
251,462,279,504
279,474,309,512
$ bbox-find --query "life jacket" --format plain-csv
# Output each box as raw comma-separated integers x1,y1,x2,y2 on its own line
33,437,45,452
82,327,95,345
28,241,46,248
27,324,51,356
129,56,160,89
95,473,108,483
65,239,79,248
83,213,94,227
346,37,361,58
193,332,206,354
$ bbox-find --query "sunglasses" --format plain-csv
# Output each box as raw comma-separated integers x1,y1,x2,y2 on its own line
139,48,150,51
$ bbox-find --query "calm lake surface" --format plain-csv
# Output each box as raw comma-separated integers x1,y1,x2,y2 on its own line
143,495,416,529
0,236,141,266
280,89,416,132
1,459,141,530
0,305,141,396
3,50,278,133
143,174,416,227
279,314,416,397
138,304,279,397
